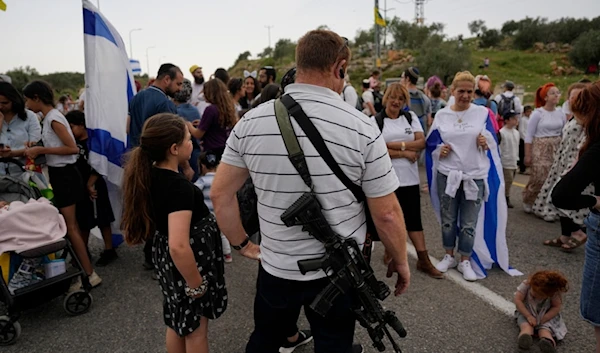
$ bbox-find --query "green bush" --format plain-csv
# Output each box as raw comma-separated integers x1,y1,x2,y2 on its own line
417,36,472,86
480,29,503,48
569,30,600,70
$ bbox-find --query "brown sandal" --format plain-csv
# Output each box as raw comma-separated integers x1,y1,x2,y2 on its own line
560,237,587,252
543,238,565,248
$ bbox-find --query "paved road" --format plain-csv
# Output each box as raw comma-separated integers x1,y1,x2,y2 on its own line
2,171,596,353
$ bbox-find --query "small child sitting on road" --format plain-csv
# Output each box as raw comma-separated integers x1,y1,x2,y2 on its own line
514,270,568,352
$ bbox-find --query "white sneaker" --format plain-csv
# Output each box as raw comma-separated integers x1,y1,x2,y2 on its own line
224,254,233,263
435,254,457,273
523,204,532,214
457,260,477,281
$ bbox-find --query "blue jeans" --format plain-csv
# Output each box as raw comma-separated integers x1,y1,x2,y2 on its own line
582,211,600,327
436,172,485,257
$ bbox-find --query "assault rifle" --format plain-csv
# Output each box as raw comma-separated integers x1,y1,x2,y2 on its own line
281,192,407,353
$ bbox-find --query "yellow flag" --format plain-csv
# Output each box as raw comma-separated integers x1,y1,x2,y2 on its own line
0,0,6,11
374,8,386,27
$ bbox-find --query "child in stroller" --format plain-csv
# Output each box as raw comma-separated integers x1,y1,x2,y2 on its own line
0,162,94,346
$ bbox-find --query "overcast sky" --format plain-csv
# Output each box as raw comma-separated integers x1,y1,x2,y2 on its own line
1,0,598,80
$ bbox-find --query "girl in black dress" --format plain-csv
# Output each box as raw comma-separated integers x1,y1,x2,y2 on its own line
121,114,226,353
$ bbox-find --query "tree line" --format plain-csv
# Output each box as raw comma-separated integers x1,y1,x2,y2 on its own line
469,17,600,69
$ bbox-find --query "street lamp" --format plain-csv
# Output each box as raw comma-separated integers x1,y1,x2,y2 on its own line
146,46,155,76
129,28,142,59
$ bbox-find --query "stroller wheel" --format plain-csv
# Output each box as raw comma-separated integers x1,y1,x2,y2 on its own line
63,290,93,316
0,316,21,346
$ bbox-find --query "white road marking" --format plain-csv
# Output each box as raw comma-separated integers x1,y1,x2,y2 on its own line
406,243,516,317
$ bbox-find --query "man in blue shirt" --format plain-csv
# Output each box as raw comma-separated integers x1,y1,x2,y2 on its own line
128,63,183,147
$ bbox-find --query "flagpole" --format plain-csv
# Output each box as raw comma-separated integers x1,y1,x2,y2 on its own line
374,0,380,69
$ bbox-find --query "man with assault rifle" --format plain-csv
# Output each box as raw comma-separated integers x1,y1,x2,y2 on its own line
211,29,411,353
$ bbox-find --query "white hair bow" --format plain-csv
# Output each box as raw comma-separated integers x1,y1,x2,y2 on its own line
244,70,257,78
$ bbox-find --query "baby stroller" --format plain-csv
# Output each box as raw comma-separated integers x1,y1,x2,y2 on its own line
0,158,93,345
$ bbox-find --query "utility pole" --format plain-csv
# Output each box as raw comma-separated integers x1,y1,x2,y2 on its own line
415,0,425,25
383,0,395,49
265,25,274,50
129,28,142,59
146,46,155,77
374,0,380,68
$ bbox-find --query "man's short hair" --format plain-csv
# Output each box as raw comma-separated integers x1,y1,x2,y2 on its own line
371,70,380,76
214,68,230,84
523,105,533,112
261,66,277,82
157,63,181,80
296,30,350,73
362,79,370,89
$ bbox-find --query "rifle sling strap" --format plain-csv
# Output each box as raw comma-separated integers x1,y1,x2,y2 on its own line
279,94,366,203
274,98,313,189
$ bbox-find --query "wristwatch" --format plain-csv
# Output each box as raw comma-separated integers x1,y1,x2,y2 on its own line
232,236,250,250
401,142,406,151
185,279,209,298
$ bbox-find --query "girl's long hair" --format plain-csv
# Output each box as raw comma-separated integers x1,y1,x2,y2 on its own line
203,79,238,129
571,81,600,157
121,113,186,245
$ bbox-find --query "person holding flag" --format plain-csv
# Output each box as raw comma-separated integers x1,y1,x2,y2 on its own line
425,71,521,281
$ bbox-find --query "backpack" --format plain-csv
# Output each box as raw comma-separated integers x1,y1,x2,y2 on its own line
372,91,384,113
484,99,503,130
237,177,260,235
374,110,413,132
497,94,516,119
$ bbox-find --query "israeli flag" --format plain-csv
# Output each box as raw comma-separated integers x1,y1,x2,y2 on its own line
82,0,136,246
130,59,142,75
425,110,522,279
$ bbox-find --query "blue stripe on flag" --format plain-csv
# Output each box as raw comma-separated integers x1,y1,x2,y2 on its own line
87,128,126,167
126,73,134,103
484,149,500,263
83,8,117,46
471,251,488,277
425,128,442,187
483,113,500,263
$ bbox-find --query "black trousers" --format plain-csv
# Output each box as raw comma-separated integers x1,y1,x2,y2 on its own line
518,139,526,173
560,217,584,236
245,265,356,353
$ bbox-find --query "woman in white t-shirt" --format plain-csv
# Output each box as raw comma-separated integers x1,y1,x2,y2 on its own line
429,71,491,282
523,83,566,213
22,80,101,290
378,83,442,279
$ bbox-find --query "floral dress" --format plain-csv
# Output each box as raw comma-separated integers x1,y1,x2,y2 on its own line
533,119,594,224
153,214,227,337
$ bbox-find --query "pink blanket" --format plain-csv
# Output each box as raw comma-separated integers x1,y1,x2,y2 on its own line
0,198,67,254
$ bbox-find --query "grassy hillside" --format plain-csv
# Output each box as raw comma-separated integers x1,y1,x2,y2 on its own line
469,49,588,104
229,47,592,105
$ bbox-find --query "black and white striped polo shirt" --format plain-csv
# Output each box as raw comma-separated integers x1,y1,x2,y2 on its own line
222,83,399,281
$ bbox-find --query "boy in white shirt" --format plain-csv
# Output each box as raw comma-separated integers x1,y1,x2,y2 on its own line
500,110,520,208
